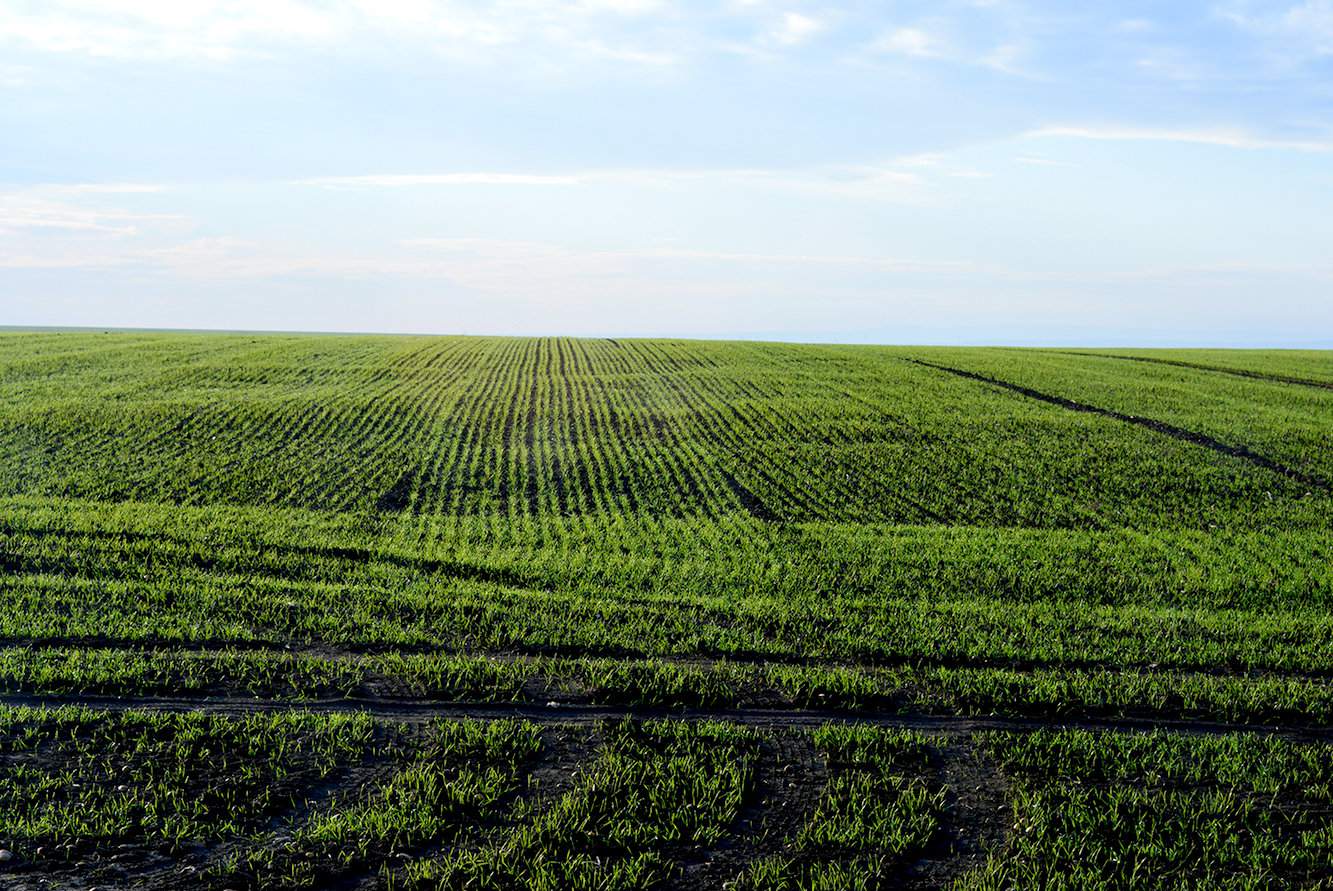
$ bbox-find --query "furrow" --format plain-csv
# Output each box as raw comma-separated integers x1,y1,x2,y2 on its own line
1038,349,1333,391
907,358,1333,494
2,693,1326,742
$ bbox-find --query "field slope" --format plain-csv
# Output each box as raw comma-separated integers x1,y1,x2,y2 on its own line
0,332,1328,889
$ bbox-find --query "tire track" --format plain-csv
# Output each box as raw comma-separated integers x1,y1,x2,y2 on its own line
681,729,827,889
7,724,401,891
0,538,541,590
1037,349,1333,392
139,735,406,891
2,693,1327,742
902,742,1009,889
907,358,1332,494
382,724,602,890
2,634,1328,682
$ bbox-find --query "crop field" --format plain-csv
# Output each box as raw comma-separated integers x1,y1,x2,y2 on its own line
0,330,1329,889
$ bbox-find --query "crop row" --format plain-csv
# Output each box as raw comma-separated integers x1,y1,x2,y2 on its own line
922,347,1333,488
1,334,1328,528
3,566,1329,672
6,496,1332,609
2,648,1331,726
0,706,1326,889
966,728,1333,889
2,501,1331,676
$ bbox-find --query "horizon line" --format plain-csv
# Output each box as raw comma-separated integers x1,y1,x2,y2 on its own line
2,325,1329,351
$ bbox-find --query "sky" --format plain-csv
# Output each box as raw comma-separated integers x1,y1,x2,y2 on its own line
2,1,1332,345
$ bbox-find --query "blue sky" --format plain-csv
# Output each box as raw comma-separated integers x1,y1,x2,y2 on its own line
2,1,1332,345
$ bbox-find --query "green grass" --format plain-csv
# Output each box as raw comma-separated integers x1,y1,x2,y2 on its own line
0,331,1330,887
3,648,1330,727
736,727,944,891
926,347,1333,486
404,719,759,889
0,706,373,853
221,718,544,888
967,729,1333,890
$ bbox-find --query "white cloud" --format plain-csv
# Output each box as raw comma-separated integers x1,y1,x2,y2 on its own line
0,193,179,234
1221,0,1333,58
1027,124,1333,152
294,173,582,188
404,238,966,273
1133,51,1210,84
867,24,1031,76
1283,0,1333,42
979,42,1026,74
602,164,928,197
0,63,31,87
874,27,947,59
569,39,680,67
0,234,970,312
1015,155,1074,167
44,183,170,195
0,0,681,68
879,151,991,179
1114,18,1155,33
572,0,665,14
0,0,340,60
768,12,824,47
291,163,932,202
0,184,188,278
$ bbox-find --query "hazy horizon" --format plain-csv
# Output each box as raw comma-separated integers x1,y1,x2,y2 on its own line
9,324,1333,351
4,1,1332,347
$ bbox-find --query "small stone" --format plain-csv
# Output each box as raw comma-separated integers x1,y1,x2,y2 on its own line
0,849,12,862
545,700,559,707
115,785,129,792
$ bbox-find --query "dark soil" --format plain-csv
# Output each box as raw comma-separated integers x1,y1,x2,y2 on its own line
678,728,828,888
901,742,1011,889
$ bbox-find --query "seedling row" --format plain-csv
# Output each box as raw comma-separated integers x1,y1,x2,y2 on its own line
0,706,1327,890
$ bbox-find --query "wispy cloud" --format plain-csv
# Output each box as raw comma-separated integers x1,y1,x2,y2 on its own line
0,193,180,234
1283,0,1333,52
403,237,970,273
0,235,974,334
43,183,171,195
979,42,1029,75
0,63,31,87
874,27,948,59
892,152,990,179
867,22,1033,77
294,173,582,188
0,0,680,69
0,0,340,61
1220,0,1333,59
1132,51,1212,84
1114,18,1155,34
1015,155,1074,167
766,12,825,47
1027,124,1333,152
291,163,936,202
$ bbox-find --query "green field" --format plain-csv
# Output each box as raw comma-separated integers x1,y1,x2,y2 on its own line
0,331,1329,889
